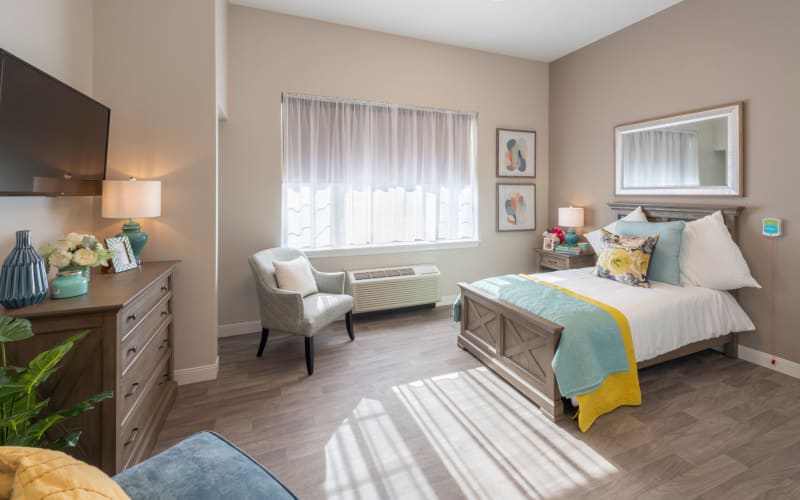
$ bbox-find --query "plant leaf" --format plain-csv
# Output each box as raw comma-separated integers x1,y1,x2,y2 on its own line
0,316,34,343
6,433,39,447
0,399,48,428
26,391,113,440
44,430,82,450
17,331,89,394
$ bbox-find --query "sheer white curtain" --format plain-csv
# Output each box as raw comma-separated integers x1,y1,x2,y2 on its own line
622,130,699,187
282,93,477,250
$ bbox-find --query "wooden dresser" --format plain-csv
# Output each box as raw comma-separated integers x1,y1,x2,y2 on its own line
1,261,178,474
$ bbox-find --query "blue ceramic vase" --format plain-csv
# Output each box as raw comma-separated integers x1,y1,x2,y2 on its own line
0,230,49,308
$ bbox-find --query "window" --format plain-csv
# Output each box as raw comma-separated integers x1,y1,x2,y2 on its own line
282,93,477,253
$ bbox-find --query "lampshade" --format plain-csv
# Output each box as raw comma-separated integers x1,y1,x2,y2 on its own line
101,179,161,219
558,206,584,228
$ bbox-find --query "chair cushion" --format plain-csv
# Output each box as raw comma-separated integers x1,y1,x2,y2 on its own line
298,293,354,336
273,256,318,297
112,431,296,500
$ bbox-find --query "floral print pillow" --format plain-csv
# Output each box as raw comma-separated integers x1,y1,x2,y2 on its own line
595,229,659,288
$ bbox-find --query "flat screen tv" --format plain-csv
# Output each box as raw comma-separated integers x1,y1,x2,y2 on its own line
0,49,110,196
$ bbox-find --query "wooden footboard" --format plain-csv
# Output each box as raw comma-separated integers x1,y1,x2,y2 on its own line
457,281,743,423
457,282,566,421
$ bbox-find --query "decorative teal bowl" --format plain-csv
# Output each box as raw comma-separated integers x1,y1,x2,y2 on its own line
51,269,89,299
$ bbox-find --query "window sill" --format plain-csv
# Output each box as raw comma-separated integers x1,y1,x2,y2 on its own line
303,239,480,259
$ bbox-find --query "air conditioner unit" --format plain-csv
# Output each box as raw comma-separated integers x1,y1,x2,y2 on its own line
346,264,441,313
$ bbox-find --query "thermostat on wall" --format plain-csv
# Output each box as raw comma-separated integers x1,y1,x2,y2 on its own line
762,218,782,237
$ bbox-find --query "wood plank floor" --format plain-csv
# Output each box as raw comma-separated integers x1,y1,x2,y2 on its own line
155,307,800,499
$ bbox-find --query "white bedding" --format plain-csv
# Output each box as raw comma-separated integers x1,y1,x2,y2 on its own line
533,268,755,363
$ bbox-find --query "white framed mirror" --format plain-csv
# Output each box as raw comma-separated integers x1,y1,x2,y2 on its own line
615,102,742,196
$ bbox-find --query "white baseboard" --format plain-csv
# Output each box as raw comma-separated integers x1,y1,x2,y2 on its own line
218,321,261,338
437,294,459,307
739,346,800,380
173,356,219,385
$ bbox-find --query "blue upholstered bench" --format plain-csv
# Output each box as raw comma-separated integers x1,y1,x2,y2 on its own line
113,431,296,500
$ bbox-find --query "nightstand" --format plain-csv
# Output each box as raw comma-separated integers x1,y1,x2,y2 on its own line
535,249,595,272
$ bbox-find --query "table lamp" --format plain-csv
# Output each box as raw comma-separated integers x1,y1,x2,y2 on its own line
101,178,161,264
558,206,584,247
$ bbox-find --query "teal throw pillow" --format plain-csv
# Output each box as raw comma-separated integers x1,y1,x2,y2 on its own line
615,220,685,286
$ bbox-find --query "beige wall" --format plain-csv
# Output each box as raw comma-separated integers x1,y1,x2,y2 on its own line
0,0,96,257
92,0,219,378
550,0,800,360
219,7,549,329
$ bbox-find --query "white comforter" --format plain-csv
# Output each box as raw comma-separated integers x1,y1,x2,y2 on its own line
533,268,755,363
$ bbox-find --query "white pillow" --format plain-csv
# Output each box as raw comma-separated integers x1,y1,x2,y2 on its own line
679,211,760,290
273,257,318,296
585,206,648,254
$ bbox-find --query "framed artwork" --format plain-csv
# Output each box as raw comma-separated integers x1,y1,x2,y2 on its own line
497,184,536,232
497,128,536,178
105,236,138,272
543,237,555,251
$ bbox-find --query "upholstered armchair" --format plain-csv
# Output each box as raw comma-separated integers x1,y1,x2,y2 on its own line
249,248,354,375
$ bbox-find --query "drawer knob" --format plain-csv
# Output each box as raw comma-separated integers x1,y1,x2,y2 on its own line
123,427,140,447
161,285,168,292
160,311,168,318
126,346,138,356
124,383,140,398
126,313,137,323
158,339,169,350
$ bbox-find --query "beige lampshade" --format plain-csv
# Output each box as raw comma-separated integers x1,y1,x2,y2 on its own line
558,206,584,228
101,179,161,219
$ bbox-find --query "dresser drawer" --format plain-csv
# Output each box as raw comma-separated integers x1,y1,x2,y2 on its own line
119,274,172,338
120,294,171,373
120,322,171,421
120,355,170,469
540,253,566,270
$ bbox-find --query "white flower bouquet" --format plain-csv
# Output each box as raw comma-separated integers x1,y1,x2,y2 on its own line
39,233,111,272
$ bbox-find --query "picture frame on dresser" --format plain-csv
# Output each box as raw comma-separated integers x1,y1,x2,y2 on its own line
106,236,138,273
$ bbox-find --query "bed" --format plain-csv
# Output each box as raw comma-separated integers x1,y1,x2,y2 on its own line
456,203,755,422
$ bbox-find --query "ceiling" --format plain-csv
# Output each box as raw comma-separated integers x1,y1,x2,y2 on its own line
230,0,683,62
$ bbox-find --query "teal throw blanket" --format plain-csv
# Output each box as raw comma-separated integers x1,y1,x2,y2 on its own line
453,274,631,398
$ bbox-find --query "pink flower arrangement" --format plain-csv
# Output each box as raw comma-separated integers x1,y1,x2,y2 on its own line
543,226,565,244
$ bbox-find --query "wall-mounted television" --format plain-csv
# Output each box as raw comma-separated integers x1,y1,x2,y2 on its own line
0,49,110,196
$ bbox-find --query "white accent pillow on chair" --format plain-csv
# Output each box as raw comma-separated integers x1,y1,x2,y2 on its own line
273,257,318,296
585,206,649,254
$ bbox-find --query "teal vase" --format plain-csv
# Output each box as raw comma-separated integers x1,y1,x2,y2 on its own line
0,230,49,308
51,268,89,299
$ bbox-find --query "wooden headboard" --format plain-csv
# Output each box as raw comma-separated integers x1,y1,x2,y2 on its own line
607,202,744,242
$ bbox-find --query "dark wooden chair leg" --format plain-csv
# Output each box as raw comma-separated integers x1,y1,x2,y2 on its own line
256,328,269,357
345,311,354,340
305,337,314,375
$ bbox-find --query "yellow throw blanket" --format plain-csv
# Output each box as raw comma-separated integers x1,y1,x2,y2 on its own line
522,276,641,431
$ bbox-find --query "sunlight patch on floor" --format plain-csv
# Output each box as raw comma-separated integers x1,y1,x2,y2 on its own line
392,366,617,499
323,398,437,500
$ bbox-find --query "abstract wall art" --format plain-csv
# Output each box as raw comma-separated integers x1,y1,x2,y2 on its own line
497,128,536,178
497,183,536,231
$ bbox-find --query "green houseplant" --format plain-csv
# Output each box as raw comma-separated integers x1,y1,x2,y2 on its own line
0,315,112,449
